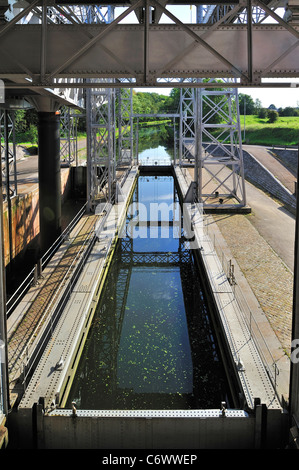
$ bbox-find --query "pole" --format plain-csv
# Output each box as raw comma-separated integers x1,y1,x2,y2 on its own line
38,111,62,255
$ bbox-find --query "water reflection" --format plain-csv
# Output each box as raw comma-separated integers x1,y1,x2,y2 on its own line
136,124,174,165
66,175,231,410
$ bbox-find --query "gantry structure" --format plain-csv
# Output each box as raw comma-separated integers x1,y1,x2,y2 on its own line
0,0,299,443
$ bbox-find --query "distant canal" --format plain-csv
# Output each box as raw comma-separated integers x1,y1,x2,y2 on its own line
66,154,233,410
136,122,175,165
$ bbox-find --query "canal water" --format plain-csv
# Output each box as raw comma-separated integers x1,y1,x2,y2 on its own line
66,151,233,410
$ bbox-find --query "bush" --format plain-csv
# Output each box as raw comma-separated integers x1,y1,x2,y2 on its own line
258,108,268,119
268,110,279,123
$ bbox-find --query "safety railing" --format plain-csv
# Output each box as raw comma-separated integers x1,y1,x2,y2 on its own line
6,202,88,318
139,158,172,166
204,212,280,399
180,168,280,400
21,203,111,390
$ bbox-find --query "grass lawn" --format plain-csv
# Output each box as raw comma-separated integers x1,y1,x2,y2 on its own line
4,116,299,150
240,115,299,147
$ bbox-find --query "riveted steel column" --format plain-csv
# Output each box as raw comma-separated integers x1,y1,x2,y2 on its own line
38,111,61,255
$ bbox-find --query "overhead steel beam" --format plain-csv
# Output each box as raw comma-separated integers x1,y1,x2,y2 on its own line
47,0,142,81
1,24,298,87
56,0,241,4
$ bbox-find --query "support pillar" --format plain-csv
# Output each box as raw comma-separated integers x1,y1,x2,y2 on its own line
38,111,61,256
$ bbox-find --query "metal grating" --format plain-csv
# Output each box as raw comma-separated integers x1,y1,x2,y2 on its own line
49,409,249,418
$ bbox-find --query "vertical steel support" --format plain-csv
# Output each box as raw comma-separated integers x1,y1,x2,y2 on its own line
197,84,247,207
180,87,196,165
176,6,247,208
144,0,149,85
118,88,133,166
84,6,116,210
194,87,203,202
0,110,17,200
3,111,13,267
173,117,176,166
60,106,78,165
247,0,253,84
136,117,139,164
86,81,115,209
180,80,246,207
86,86,92,211
40,0,47,84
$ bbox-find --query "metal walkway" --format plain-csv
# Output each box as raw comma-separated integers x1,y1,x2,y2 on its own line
7,211,104,395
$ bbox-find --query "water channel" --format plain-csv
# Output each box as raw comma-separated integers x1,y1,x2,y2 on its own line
66,126,233,411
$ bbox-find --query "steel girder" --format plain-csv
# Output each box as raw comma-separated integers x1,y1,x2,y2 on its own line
0,0,298,90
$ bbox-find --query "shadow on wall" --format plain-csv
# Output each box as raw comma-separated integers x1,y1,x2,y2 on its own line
2,167,73,269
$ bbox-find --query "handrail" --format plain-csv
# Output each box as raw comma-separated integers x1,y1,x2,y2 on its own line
21,209,108,389
41,202,88,269
139,158,172,166
209,220,279,393
6,202,88,317
180,166,280,399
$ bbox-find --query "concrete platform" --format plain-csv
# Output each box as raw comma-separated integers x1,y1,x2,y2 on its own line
174,165,285,410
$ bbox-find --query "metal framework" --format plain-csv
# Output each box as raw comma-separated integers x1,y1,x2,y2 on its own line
0,110,17,201
200,85,246,206
117,87,134,166
0,0,299,433
0,0,298,90
86,81,116,209
180,80,247,207
179,5,247,208
59,106,78,165
180,87,196,164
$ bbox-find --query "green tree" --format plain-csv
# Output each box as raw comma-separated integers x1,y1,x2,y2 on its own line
14,109,26,134
279,106,299,117
258,108,268,119
239,93,255,114
254,98,262,115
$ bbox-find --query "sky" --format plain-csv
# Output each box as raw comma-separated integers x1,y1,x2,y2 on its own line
115,6,299,109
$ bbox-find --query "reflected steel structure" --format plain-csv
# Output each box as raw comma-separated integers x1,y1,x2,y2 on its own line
0,0,299,447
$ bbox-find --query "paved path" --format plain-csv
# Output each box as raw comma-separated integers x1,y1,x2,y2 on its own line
242,145,296,271
244,181,295,272
188,154,296,356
